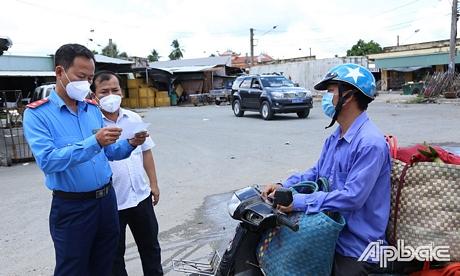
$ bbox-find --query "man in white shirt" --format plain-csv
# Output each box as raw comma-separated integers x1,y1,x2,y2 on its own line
90,71,163,276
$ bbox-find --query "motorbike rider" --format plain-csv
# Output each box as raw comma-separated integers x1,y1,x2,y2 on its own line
263,63,391,276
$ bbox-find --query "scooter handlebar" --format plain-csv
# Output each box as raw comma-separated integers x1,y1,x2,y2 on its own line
277,214,299,232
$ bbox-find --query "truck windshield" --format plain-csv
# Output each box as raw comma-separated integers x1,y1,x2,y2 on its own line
261,76,294,88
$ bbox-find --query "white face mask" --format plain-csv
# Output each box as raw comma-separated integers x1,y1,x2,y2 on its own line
60,69,90,101
99,94,122,113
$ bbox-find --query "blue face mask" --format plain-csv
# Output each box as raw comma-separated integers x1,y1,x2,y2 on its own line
322,92,336,118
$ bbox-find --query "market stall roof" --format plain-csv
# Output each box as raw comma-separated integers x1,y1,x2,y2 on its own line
150,65,217,73
0,71,55,76
94,54,134,64
149,56,231,69
0,55,54,71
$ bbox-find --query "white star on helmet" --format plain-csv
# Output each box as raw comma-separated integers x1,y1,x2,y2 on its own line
344,67,365,83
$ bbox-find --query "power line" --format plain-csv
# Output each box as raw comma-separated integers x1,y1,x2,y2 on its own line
377,0,421,16
384,12,451,31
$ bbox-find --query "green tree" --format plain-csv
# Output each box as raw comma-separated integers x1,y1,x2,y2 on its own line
168,39,184,60
102,42,119,58
346,39,382,56
148,49,160,62
118,52,128,59
101,40,129,59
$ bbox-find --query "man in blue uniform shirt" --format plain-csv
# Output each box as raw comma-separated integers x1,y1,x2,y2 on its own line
264,64,391,276
23,43,148,276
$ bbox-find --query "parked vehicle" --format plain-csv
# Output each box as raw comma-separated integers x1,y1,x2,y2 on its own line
231,74,313,120
31,84,55,102
210,79,234,105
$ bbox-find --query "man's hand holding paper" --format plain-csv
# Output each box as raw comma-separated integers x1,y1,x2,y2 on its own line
125,122,150,147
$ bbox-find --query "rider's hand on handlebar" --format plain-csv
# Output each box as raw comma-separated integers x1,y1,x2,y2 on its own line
277,203,293,214
262,183,283,199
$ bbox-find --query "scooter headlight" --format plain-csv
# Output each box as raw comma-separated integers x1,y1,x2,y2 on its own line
227,193,241,217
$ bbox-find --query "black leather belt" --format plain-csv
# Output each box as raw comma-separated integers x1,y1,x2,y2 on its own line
53,182,112,200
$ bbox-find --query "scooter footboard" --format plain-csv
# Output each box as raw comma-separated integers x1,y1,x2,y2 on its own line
172,250,221,275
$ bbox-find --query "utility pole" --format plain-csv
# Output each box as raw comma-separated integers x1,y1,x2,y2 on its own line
448,0,458,77
109,38,113,57
397,35,399,46
250,28,254,67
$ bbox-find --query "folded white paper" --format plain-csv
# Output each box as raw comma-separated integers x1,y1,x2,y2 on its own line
124,122,150,139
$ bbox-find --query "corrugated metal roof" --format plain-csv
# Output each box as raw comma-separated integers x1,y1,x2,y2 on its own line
149,56,231,68
94,54,134,64
0,71,55,76
0,55,54,71
151,65,218,73
0,54,133,74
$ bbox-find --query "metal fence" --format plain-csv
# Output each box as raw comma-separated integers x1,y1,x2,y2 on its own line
0,90,34,166
422,72,460,98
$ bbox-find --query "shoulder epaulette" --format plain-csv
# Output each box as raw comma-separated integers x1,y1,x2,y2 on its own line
84,99,99,106
26,98,49,109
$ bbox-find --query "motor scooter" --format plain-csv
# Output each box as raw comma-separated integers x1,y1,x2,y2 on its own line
172,185,297,276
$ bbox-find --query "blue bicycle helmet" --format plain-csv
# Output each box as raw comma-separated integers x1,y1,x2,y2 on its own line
314,63,376,99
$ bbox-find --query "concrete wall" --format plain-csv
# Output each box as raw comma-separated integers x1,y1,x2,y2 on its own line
383,39,460,53
249,56,368,94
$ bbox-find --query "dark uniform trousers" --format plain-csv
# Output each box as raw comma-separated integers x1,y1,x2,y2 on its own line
332,253,378,276
50,186,120,276
112,195,163,276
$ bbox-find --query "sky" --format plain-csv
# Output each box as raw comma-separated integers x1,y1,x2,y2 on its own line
1,0,456,60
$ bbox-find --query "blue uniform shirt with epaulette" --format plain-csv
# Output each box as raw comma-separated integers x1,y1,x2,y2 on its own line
24,90,135,192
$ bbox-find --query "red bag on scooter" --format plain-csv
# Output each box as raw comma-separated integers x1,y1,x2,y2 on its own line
410,262,460,276
385,135,460,165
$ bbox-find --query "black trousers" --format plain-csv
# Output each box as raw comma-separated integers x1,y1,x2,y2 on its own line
332,253,378,276
50,186,120,276
112,195,163,276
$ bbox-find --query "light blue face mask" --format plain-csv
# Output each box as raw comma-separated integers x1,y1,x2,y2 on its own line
321,92,336,119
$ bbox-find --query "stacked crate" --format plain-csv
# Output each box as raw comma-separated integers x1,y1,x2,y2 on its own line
139,87,156,108
125,79,157,108
127,79,141,108
155,91,170,107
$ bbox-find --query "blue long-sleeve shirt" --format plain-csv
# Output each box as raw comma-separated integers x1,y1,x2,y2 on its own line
23,90,134,192
283,112,391,259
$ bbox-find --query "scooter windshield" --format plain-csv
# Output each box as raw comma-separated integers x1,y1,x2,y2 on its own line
228,187,260,217
235,186,259,201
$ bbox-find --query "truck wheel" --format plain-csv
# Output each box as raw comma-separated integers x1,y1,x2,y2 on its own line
215,100,221,105
232,99,244,117
260,101,274,120
297,109,310,119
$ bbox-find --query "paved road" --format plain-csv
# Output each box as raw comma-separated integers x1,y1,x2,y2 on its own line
1,94,459,275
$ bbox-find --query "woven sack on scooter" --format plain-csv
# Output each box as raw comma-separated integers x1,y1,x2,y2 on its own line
387,158,460,261
257,179,345,276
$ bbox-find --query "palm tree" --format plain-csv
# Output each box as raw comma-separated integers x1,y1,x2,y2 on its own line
168,39,184,60
148,49,160,62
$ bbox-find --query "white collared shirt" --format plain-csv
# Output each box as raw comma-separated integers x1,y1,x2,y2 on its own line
102,108,155,210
